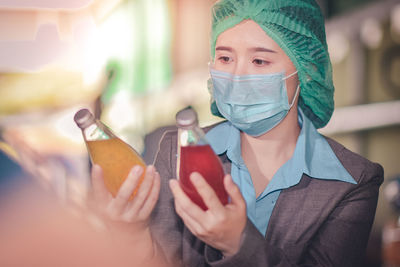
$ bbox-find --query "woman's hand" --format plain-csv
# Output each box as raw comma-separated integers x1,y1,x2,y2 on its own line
91,164,160,235
91,165,169,267
169,172,247,257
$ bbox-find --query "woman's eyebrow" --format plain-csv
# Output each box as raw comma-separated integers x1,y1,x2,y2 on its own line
250,47,277,53
215,46,233,52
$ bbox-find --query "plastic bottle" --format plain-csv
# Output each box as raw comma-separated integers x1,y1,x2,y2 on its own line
74,108,145,199
176,107,228,210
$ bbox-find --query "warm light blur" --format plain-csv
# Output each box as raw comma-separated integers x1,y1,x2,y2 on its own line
0,183,167,267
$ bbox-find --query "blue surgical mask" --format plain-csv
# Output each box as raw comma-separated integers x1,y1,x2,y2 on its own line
210,68,299,136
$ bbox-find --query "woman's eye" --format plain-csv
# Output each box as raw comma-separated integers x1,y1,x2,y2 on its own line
253,59,269,66
218,56,232,63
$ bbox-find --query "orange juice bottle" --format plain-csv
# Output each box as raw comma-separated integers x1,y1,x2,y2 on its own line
74,109,145,199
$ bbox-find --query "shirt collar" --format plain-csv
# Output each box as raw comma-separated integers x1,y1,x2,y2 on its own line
205,109,356,186
205,121,244,166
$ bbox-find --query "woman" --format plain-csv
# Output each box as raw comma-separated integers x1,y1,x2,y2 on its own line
92,0,383,266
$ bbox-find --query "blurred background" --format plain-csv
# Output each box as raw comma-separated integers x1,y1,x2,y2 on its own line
0,0,399,266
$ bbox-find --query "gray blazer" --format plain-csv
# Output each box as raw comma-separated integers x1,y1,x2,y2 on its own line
149,126,383,267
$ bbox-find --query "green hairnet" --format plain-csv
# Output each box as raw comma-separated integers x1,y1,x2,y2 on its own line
209,0,334,129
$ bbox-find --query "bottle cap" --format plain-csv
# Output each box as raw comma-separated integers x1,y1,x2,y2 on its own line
176,107,198,129
74,108,95,129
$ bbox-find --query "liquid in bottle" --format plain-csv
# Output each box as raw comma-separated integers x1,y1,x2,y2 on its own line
176,107,228,210
74,109,145,199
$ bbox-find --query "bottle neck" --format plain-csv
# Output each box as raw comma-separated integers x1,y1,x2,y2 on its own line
82,120,115,142
178,126,207,147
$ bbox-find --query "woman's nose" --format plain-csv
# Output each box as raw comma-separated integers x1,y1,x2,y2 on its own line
232,60,248,75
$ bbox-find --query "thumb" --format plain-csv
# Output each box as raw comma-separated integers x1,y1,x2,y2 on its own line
224,175,245,209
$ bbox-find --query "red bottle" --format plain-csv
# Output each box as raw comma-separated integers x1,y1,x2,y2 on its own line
176,107,228,210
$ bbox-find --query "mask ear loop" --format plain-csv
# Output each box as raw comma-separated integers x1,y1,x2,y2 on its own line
282,70,300,108
289,84,300,108
283,70,298,80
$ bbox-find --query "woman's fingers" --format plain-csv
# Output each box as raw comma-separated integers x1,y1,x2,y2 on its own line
175,201,206,236
169,175,247,255
107,165,143,217
91,164,109,204
123,166,156,220
190,172,224,212
169,179,205,218
169,179,205,234
135,171,161,220
224,175,245,209
169,179,204,215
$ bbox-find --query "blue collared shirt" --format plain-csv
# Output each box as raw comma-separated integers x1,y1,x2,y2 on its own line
205,109,356,236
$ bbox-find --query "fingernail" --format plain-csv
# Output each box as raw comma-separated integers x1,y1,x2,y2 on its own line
227,175,234,187
132,165,142,175
190,172,199,183
146,165,155,175
92,164,101,173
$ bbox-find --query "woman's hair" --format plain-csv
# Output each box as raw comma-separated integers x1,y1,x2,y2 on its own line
209,0,333,129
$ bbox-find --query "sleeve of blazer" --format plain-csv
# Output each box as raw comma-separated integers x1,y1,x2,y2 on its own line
204,160,384,267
